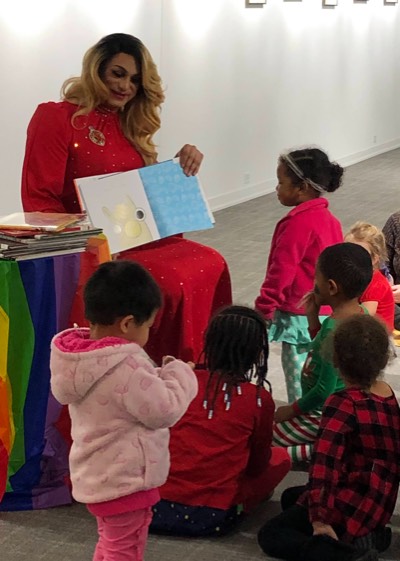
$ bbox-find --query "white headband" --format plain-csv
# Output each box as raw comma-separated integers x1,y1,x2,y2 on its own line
282,154,326,194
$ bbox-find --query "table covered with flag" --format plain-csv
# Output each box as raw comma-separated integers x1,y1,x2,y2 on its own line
0,235,232,510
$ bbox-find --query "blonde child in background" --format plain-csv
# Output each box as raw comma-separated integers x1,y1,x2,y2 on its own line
50,261,198,561
255,147,343,402
345,221,394,331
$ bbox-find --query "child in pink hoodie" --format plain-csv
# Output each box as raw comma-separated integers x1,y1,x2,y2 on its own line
255,148,343,402
50,261,198,561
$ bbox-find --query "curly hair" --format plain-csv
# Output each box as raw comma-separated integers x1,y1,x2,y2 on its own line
199,305,270,418
333,314,389,389
62,33,165,164
345,221,388,268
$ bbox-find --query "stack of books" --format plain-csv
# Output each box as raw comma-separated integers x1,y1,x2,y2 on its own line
0,212,103,260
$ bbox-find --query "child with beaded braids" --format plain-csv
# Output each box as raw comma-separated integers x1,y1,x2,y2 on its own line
150,305,291,537
255,147,343,402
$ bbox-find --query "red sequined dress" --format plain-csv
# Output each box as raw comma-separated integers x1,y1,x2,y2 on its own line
22,101,232,363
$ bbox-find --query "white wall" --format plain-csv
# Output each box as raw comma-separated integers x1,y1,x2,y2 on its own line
1,0,399,214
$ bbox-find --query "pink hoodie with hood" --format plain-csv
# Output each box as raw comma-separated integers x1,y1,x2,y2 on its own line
50,328,198,504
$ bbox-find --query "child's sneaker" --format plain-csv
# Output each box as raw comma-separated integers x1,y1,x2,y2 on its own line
353,526,392,553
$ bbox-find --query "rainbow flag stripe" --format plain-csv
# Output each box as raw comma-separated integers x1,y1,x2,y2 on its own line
0,237,110,511
0,254,82,510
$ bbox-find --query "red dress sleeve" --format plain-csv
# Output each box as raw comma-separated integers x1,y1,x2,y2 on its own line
21,103,73,213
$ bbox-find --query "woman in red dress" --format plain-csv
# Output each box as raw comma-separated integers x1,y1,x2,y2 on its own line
21,33,231,364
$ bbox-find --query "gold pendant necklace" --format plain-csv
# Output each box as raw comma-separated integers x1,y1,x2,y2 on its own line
88,126,106,146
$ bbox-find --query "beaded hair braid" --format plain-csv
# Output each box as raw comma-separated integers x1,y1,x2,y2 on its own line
199,306,270,419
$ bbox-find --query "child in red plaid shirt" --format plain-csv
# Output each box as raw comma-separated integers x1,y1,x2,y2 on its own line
258,314,400,561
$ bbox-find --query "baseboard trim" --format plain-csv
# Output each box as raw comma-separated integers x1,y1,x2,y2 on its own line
210,179,276,212
209,140,400,212
336,138,400,168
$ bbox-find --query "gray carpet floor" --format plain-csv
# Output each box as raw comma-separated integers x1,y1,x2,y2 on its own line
1,149,400,559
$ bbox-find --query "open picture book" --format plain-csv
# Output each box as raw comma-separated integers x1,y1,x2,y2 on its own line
74,159,214,254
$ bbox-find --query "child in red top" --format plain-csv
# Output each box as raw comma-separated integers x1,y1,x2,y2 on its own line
345,221,395,330
255,148,343,403
151,306,291,537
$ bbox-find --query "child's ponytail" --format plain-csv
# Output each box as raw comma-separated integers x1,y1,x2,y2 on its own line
326,162,344,193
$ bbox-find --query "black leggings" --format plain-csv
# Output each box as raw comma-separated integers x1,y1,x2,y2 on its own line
257,486,360,561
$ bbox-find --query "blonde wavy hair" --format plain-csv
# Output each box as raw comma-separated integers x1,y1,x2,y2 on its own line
345,221,388,267
61,33,165,165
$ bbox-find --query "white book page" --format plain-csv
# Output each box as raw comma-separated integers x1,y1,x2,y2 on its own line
75,170,160,254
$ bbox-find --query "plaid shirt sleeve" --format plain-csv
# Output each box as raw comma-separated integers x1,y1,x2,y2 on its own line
307,392,356,524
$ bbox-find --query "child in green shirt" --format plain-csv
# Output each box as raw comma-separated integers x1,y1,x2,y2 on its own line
273,242,372,462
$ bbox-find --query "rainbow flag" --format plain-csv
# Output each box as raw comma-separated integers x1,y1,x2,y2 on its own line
0,238,109,510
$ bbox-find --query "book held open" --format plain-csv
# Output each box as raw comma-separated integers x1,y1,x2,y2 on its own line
74,159,214,254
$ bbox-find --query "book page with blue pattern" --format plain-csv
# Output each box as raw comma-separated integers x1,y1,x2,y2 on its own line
138,159,214,238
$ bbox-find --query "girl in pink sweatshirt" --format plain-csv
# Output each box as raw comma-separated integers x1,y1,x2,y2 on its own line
50,261,198,561
255,148,343,402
